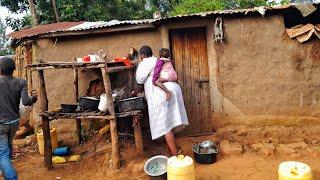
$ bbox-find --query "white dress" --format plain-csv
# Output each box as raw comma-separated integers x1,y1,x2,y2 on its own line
136,56,189,140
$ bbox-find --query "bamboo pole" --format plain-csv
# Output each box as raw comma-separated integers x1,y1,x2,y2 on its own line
38,70,52,169
101,67,120,169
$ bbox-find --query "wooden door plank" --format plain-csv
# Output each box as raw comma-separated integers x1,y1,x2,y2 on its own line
170,27,212,136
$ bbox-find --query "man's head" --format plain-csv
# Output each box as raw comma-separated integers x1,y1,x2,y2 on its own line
0,56,16,76
159,48,170,58
139,45,153,60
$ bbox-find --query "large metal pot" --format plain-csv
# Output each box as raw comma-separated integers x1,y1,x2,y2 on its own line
116,96,145,112
79,97,100,110
192,143,218,164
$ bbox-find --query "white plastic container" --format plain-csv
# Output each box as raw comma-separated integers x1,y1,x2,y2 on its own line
89,54,98,62
98,94,108,112
76,58,83,63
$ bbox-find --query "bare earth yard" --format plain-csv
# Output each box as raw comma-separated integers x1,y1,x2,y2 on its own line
12,126,320,180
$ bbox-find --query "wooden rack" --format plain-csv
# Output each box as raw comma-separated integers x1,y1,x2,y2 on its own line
27,61,143,170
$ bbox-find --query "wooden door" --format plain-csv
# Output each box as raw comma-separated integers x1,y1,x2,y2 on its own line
170,27,212,137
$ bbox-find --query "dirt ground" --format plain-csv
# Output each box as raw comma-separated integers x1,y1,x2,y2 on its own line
11,128,320,180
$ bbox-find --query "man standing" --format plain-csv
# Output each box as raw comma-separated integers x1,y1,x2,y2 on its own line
0,57,37,180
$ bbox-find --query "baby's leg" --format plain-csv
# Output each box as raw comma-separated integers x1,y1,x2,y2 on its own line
155,78,172,100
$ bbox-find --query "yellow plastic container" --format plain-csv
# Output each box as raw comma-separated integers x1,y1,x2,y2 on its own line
36,128,58,156
167,155,195,180
52,156,67,164
278,161,313,180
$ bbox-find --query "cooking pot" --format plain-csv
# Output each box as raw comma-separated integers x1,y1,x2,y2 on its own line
61,104,78,113
192,144,218,164
79,97,100,110
116,96,145,112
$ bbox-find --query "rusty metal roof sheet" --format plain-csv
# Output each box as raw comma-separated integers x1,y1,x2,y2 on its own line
8,3,319,40
8,21,84,39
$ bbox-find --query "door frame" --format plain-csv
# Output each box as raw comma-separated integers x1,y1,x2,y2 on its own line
160,19,217,134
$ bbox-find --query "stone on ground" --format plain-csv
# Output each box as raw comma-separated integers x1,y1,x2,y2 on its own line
251,143,275,156
219,140,243,155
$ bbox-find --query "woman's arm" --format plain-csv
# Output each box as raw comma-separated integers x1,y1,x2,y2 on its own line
20,80,37,106
135,59,155,84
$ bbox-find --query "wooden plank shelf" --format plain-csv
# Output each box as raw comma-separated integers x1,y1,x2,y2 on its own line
40,110,141,121
26,61,135,73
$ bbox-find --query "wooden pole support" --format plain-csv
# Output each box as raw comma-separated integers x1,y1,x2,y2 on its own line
73,69,82,144
133,115,143,152
101,67,120,169
38,70,48,112
73,69,79,101
38,70,52,169
42,116,53,169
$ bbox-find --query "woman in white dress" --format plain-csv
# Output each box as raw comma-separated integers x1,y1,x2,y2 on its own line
135,46,189,156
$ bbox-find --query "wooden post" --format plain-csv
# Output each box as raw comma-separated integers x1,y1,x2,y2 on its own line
73,69,79,101
101,67,120,169
133,115,143,152
76,119,82,144
38,70,52,169
73,69,82,144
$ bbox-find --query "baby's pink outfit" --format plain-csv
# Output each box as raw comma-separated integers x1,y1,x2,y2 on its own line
152,58,177,84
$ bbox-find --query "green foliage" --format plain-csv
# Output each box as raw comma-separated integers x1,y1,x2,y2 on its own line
224,0,268,9
148,0,181,17
0,19,13,56
171,0,226,15
5,15,32,31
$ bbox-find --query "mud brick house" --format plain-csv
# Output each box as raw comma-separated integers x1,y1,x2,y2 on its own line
8,3,320,144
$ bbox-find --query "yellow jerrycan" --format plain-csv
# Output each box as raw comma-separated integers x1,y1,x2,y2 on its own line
167,155,195,180
36,128,58,156
278,161,313,180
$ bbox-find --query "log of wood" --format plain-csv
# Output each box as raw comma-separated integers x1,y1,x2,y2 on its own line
133,115,143,152
101,67,120,169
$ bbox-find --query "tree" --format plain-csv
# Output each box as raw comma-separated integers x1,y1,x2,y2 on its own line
0,19,13,56
27,0,39,25
52,0,60,22
148,0,181,17
171,0,226,15
169,0,305,15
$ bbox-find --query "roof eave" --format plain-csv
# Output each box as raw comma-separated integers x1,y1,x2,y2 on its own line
38,23,155,39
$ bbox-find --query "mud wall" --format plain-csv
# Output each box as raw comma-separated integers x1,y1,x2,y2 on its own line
31,29,162,145
213,14,320,127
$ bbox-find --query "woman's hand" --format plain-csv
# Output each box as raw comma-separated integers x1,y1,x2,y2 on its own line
131,84,144,97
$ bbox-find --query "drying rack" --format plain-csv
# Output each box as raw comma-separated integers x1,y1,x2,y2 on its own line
26,61,143,170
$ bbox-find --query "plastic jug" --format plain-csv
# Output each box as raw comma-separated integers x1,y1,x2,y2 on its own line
167,155,195,180
278,161,313,180
37,128,58,156
98,94,108,112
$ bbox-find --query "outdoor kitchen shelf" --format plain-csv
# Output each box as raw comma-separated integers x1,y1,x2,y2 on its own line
26,60,143,170
40,110,141,121
26,61,135,73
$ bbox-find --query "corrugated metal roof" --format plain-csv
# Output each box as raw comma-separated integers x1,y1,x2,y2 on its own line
8,21,84,39
64,19,157,32
8,3,319,40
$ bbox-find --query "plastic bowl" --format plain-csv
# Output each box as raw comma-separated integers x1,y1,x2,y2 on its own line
144,155,168,177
